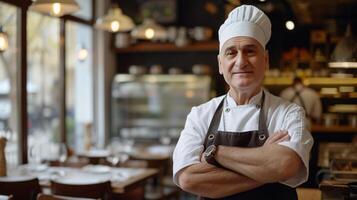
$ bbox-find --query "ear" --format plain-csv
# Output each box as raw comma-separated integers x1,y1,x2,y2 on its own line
265,50,270,71
217,54,223,75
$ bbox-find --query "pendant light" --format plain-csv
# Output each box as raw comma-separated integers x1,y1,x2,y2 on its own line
0,27,9,52
131,18,167,41
30,0,80,17
95,4,134,33
328,25,357,69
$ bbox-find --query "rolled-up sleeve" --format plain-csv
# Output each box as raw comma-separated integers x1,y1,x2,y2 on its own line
278,106,314,187
172,107,206,186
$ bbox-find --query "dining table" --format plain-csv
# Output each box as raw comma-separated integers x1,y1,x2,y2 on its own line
2,164,158,194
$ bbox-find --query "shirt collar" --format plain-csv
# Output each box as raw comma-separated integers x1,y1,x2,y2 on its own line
226,89,263,108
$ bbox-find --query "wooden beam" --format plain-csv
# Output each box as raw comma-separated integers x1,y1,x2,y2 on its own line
18,2,29,164
59,19,66,143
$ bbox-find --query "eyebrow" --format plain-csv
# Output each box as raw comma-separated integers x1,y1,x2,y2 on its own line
224,44,258,53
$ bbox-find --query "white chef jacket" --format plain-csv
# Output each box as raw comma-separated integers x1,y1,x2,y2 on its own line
173,89,313,188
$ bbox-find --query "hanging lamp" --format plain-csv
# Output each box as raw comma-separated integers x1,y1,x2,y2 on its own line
0,27,9,52
30,0,80,17
131,18,166,41
95,4,134,33
328,24,357,69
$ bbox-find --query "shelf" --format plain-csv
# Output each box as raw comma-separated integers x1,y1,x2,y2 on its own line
264,77,357,86
311,125,357,133
114,41,219,53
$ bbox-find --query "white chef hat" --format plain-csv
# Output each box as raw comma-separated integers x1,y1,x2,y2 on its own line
218,5,271,52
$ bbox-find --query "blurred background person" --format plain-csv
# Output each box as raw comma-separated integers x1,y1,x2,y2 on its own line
280,77,322,129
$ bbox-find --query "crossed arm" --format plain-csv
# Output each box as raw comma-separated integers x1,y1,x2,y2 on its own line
177,131,303,198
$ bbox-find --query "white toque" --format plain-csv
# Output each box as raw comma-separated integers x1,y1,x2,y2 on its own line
218,5,272,52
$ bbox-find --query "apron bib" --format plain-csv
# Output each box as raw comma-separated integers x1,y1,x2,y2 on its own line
200,92,297,200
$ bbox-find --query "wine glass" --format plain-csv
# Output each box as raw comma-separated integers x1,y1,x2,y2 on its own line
106,138,121,167
58,143,68,164
28,145,45,171
106,153,120,167
160,135,171,146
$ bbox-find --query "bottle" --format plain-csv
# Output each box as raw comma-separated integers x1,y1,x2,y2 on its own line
0,137,7,176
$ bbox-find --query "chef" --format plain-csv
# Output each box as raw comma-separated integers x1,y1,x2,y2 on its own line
173,5,313,200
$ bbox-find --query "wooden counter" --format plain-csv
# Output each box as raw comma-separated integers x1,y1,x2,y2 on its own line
319,180,350,200
312,125,357,134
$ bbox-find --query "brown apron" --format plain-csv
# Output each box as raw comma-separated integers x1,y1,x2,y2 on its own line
200,92,298,200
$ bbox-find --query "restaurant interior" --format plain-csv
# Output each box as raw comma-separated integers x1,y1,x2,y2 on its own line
0,0,356,199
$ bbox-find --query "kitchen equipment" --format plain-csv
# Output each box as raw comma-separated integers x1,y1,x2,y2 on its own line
189,26,213,41
115,33,131,48
349,115,357,127
175,27,189,47
323,113,340,126
192,64,211,75
129,65,147,75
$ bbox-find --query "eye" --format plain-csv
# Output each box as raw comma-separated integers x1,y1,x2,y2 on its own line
225,50,237,56
245,49,256,56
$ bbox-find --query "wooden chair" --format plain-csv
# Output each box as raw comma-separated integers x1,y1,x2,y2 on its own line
50,180,110,199
37,193,97,200
129,156,180,200
0,177,41,200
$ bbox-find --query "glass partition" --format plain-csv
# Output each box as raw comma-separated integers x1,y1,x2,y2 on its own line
111,74,211,145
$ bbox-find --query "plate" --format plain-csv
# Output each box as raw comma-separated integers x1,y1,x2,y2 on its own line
78,149,110,158
0,175,36,182
82,165,111,174
147,145,174,155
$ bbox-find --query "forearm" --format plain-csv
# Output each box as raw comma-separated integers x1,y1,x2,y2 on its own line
216,144,302,183
178,162,262,198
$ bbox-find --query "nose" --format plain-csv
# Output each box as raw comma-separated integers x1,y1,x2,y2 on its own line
234,51,248,68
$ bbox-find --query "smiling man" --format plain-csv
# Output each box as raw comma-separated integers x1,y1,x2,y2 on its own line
173,5,313,200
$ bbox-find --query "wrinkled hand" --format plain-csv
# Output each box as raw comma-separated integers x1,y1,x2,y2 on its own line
200,153,207,163
264,130,290,146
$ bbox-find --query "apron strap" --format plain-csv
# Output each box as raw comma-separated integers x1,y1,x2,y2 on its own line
258,91,269,136
203,96,225,148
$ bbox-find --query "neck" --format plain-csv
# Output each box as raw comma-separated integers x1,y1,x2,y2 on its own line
228,87,262,105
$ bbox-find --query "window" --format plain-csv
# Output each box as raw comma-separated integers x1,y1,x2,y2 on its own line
72,0,93,21
65,21,93,152
27,11,60,162
0,0,95,164
0,2,19,167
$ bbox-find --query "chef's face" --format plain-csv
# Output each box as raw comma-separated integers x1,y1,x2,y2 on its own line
218,36,268,93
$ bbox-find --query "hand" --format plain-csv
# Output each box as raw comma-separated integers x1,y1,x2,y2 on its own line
200,153,207,163
264,130,290,146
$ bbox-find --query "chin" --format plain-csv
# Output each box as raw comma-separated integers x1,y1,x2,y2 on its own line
234,80,253,88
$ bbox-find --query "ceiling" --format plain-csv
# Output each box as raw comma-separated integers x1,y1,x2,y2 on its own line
287,0,357,25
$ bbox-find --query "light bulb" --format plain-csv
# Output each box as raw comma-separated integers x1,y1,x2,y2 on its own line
285,21,295,30
0,32,9,52
110,21,120,32
52,3,61,16
77,48,88,61
145,28,155,39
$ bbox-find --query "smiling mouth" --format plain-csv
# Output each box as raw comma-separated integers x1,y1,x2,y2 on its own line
233,71,253,74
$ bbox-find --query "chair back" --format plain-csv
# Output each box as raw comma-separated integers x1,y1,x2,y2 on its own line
37,193,98,200
50,180,110,199
0,177,41,200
